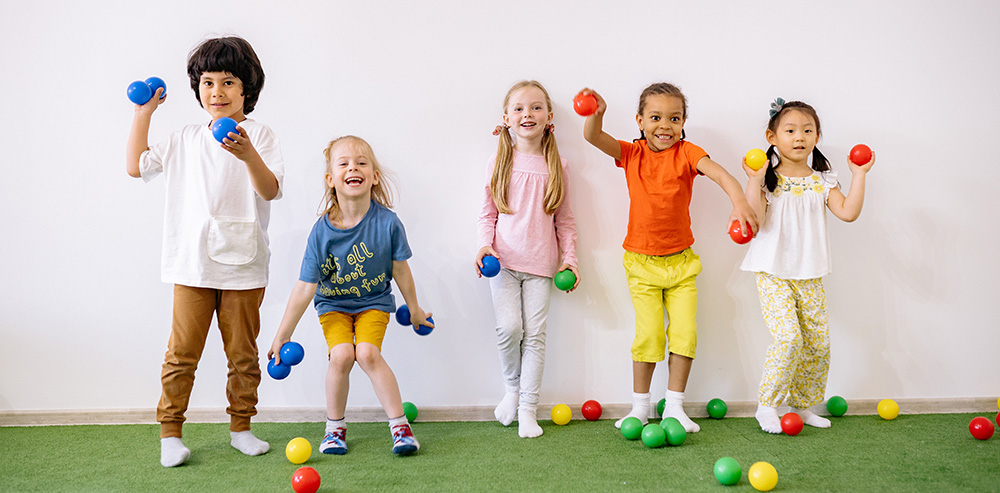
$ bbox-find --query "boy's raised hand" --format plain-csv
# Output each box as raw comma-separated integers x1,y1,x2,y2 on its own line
133,88,166,116
221,125,261,162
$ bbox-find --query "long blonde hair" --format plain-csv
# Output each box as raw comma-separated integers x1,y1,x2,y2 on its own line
491,80,564,215
319,135,395,219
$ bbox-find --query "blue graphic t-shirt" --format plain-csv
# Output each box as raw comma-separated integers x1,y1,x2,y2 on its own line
299,200,412,315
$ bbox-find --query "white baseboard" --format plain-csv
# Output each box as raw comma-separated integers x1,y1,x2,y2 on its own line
1,398,996,427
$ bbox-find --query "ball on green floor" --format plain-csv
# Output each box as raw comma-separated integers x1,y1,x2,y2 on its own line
285,437,312,464
748,461,778,491
663,419,686,446
551,404,572,425
878,399,899,420
826,396,848,417
713,457,742,485
641,423,666,448
656,398,666,417
620,417,643,440
707,398,728,419
402,401,418,422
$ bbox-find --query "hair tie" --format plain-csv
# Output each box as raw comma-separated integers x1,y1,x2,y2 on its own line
768,97,786,118
492,124,510,136
545,123,555,134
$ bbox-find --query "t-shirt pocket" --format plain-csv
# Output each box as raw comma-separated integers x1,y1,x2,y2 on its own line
207,217,258,265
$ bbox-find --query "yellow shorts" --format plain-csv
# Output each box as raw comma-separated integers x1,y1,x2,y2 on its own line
319,309,390,351
623,248,702,362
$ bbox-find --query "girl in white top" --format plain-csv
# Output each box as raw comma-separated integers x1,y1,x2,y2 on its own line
740,99,874,434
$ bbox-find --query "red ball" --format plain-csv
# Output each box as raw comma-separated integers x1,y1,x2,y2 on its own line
849,144,872,165
969,416,995,440
292,466,321,493
996,411,999,429
581,400,603,421
573,93,598,116
729,221,753,244
780,412,803,436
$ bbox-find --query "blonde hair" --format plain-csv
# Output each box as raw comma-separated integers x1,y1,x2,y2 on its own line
319,135,395,219
492,80,565,215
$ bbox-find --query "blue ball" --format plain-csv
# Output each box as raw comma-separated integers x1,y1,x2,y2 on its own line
267,358,291,380
480,255,501,278
395,304,412,326
414,316,434,336
211,117,239,143
144,76,166,100
280,341,305,366
127,80,152,105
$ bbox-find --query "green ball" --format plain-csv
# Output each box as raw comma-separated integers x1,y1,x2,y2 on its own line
707,398,728,419
402,401,418,422
714,457,742,485
664,420,687,446
620,417,643,440
553,270,577,291
656,398,666,417
826,395,848,417
659,416,680,429
640,423,666,448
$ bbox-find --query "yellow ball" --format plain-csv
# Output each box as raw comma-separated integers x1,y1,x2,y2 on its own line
745,148,768,171
996,396,999,411
878,399,900,420
551,404,572,425
285,437,312,464
748,461,778,491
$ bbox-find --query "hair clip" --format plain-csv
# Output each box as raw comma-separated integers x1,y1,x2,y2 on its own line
545,123,555,134
769,97,786,118
492,124,510,136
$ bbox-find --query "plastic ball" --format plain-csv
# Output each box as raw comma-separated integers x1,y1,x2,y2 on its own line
553,269,576,291
211,117,239,144
878,399,900,420
267,358,291,380
413,316,434,336
969,416,995,440
291,466,321,493
402,401,418,422
849,144,872,165
996,411,999,429
144,76,167,100
285,437,312,465
640,423,666,448
126,80,153,105
581,400,602,421
656,398,666,418
714,457,742,486
480,255,501,278
620,417,643,440
395,304,412,326
707,398,728,419
780,412,803,436
573,92,598,116
729,221,753,244
551,404,572,425
280,341,305,366
745,148,767,171
662,418,687,446
748,461,778,491
826,396,848,417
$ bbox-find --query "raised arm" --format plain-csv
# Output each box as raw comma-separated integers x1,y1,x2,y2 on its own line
580,88,621,161
741,158,768,227
697,157,758,235
222,125,280,201
125,88,165,178
827,153,874,222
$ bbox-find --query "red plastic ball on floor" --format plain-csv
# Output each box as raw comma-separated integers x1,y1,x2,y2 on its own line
581,400,603,421
969,416,995,440
292,466,321,493
780,412,803,436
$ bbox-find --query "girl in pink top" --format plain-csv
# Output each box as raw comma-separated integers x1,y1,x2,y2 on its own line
476,80,579,438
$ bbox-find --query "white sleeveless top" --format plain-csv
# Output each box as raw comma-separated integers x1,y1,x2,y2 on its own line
740,170,838,280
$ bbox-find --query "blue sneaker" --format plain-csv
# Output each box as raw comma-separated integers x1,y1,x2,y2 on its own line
320,428,347,455
391,424,419,455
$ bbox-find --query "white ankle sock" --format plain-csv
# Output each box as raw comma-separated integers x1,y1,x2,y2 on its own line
663,390,700,433
494,387,519,426
615,392,651,429
517,406,543,438
326,418,346,433
160,437,190,467
230,430,269,456
795,408,831,428
756,404,782,434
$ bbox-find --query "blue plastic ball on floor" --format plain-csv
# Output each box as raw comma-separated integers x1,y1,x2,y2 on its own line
144,77,166,100
267,358,291,380
413,316,434,336
127,80,153,105
480,255,501,278
395,304,412,326
211,117,239,143
280,341,305,366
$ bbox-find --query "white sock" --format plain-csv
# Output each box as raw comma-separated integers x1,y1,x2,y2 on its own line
494,387,519,426
326,418,346,433
160,437,190,467
230,430,269,456
517,406,543,438
389,415,409,428
614,392,650,429
663,390,700,433
756,404,782,434
795,408,831,428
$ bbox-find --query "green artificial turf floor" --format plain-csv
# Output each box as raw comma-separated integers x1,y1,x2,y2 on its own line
1,413,997,492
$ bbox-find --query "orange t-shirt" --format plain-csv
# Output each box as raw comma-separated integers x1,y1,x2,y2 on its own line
615,140,707,255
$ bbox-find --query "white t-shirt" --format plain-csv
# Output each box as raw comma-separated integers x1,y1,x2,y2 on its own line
740,170,838,280
140,119,284,289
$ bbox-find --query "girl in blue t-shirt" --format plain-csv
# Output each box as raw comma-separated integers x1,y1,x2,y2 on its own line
270,135,433,456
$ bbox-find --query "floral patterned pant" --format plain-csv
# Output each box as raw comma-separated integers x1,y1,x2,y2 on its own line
756,272,830,408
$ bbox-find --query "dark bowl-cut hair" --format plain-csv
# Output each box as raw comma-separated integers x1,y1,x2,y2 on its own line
187,36,265,114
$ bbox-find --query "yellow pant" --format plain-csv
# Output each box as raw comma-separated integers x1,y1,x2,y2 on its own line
319,309,390,351
755,272,830,408
623,249,701,362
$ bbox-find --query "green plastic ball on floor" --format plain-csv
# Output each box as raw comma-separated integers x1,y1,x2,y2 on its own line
620,417,643,440
707,398,728,419
402,401,418,422
641,423,666,448
714,457,742,485
826,396,848,417
663,419,687,446
656,398,666,417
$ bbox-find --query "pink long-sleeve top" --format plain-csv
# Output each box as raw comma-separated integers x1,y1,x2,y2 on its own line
477,150,577,278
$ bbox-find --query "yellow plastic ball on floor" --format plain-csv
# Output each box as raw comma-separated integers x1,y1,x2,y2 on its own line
878,399,900,420
748,461,778,491
551,404,572,425
285,437,312,464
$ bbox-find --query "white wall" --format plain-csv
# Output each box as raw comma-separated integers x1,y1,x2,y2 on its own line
2,0,998,414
